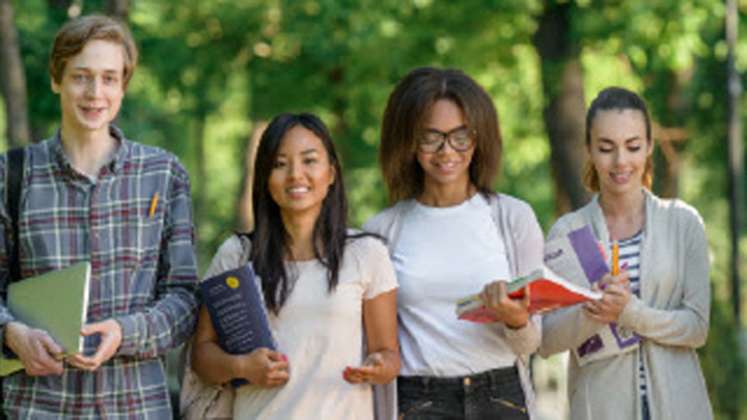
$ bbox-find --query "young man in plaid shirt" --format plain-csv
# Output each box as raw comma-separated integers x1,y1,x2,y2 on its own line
0,15,199,418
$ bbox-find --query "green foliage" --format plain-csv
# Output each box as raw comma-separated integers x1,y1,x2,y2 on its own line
700,301,747,419
15,0,70,139
6,2,747,416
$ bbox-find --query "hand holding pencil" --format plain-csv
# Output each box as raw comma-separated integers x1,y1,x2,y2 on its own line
584,239,631,323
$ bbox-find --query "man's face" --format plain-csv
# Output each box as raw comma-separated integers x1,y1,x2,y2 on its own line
52,39,125,138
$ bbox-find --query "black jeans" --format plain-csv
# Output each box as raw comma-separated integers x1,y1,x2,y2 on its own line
397,366,529,420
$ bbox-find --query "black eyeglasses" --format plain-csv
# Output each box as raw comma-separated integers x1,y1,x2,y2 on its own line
417,126,475,153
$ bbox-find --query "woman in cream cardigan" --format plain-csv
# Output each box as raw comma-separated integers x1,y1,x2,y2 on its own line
540,87,712,420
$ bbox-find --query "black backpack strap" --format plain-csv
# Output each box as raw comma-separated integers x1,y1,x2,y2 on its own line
1,147,23,418
5,147,25,283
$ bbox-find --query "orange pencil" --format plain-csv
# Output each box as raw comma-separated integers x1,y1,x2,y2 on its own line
611,240,620,276
148,192,159,218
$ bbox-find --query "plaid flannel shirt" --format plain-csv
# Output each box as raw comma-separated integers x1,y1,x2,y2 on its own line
0,126,199,419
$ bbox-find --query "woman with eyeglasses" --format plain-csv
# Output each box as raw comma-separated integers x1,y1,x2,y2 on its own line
364,67,543,419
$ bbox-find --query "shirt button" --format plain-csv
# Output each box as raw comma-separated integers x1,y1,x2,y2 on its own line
463,377,471,386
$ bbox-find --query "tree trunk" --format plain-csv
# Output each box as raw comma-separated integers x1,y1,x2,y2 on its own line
236,121,267,232
533,1,589,214
650,69,690,199
0,0,31,148
105,0,130,20
328,66,352,160
652,123,687,199
46,0,72,9
726,0,743,327
193,115,207,227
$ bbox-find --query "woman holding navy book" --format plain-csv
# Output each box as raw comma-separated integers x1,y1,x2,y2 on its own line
364,67,543,419
539,87,712,420
187,113,400,419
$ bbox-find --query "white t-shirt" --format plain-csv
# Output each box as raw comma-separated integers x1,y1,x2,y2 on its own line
204,235,398,420
392,194,515,376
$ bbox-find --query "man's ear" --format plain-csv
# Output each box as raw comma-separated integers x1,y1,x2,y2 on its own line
51,79,61,94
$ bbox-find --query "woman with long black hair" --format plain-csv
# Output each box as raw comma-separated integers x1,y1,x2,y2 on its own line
190,113,400,419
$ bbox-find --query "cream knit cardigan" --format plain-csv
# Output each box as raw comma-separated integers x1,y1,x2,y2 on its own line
365,193,544,419
540,189,713,420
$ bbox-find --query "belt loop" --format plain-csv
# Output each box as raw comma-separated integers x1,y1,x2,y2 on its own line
480,369,490,388
489,367,500,387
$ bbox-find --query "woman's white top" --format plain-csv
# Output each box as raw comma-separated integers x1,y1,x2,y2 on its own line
205,235,398,420
386,194,515,376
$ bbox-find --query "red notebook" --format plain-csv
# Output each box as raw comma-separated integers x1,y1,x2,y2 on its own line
455,268,602,322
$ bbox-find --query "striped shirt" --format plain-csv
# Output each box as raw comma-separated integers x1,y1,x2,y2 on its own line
615,231,647,400
0,126,199,419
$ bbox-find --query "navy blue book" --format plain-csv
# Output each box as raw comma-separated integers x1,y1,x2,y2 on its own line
200,264,275,387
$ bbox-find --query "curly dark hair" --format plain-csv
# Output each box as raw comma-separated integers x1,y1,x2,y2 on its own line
379,67,502,202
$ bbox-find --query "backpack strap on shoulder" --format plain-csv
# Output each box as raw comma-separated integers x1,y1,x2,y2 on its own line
5,147,25,283
234,232,253,266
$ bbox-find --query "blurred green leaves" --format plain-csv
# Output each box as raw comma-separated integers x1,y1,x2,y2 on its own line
3,2,747,415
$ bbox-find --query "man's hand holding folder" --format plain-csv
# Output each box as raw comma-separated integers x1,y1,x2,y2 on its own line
6,318,124,375
4,321,64,376
1,261,91,376
66,319,123,371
